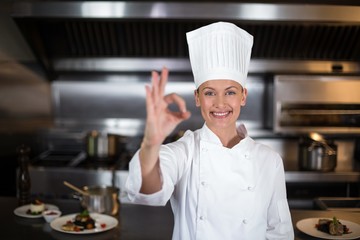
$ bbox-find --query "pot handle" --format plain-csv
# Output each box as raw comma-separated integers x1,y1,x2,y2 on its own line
308,140,336,155
72,192,83,201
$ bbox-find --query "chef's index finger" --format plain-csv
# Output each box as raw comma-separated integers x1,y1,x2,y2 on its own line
151,70,160,104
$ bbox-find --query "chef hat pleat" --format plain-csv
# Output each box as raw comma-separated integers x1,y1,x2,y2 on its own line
186,22,253,88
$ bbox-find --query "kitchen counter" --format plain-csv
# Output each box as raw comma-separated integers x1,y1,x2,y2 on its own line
27,167,360,210
1,196,359,239
28,167,360,198
286,170,360,183
0,197,173,240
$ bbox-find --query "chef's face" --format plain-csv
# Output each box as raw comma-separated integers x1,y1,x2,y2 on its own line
195,79,247,131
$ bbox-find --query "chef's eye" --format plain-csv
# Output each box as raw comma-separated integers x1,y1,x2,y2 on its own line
204,91,215,96
225,91,236,95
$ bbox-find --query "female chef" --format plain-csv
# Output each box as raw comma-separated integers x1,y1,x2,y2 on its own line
125,22,294,240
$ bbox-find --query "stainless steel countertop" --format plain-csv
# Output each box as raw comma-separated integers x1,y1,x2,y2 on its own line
27,166,360,205
285,171,360,183
29,165,360,184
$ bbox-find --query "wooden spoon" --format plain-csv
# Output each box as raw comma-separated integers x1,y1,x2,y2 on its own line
63,181,89,196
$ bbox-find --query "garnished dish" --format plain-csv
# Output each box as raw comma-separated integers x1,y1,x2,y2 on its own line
316,217,352,236
27,199,45,215
14,202,59,218
297,217,360,240
61,210,96,232
50,211,118,234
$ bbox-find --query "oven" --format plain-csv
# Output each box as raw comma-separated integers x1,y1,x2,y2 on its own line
273,75,360,135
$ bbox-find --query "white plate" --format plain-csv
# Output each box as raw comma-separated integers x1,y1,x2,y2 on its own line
296,218,360,240
14,204,59,218
50,213,118,234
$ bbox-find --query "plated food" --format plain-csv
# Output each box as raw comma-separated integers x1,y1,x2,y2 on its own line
297,217,360,240
61,210,96,232
28,199,45,215
316,217,351,236
50,211,118,234
14,202,59,218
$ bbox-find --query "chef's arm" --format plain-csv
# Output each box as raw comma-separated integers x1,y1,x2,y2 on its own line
266,156,294,239
139,142,162,194
138,68,190,194
125,71,190,202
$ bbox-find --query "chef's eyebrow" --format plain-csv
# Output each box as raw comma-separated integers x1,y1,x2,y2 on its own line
204,86,242,91
227,85,245,92
196,85,243,93
225,86,240,90
201,86,215,91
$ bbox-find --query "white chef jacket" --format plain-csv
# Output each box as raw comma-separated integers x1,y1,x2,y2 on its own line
125,124,294,240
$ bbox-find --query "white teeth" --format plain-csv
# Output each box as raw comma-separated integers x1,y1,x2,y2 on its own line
212,112,228,116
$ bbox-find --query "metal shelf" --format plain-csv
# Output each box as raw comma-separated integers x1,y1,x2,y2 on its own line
285,171,360,183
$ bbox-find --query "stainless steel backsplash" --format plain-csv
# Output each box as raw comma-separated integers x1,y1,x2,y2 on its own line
52,74,268,136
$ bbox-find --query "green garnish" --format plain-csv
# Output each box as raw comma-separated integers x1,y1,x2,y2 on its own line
79,209,89,217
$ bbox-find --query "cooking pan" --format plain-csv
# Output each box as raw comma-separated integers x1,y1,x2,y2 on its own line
298,133,337,172
74,185,120,216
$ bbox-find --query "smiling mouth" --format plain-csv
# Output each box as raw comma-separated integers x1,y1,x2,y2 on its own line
211,111,231,118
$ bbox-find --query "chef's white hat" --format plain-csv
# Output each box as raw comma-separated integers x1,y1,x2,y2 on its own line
186,22,253,88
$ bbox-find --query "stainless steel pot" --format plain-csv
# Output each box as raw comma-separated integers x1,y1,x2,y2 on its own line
298,133,337,172
74,185,120,216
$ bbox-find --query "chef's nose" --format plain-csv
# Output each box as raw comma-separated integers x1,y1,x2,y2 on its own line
214,95,226,107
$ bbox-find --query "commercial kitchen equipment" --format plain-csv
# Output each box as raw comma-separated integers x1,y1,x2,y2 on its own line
273,75,360,134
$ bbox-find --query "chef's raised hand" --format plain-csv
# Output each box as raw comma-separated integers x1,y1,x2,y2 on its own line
143,67,191,147
139,67,190,194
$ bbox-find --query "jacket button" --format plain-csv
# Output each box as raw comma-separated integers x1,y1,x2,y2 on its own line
200,216,206,220
247,186,253,191
243,219,248,224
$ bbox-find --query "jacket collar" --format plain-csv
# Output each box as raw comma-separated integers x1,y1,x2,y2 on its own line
199,123,251,148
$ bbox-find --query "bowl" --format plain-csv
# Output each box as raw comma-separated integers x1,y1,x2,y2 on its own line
42,209,62,223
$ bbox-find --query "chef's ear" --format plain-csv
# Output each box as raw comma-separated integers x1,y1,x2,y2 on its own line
194,89,201,107
240,88,248,106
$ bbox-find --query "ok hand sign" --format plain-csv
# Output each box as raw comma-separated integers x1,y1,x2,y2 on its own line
142,67,191,147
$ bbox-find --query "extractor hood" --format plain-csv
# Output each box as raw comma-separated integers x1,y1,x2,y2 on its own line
10,1,360,80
